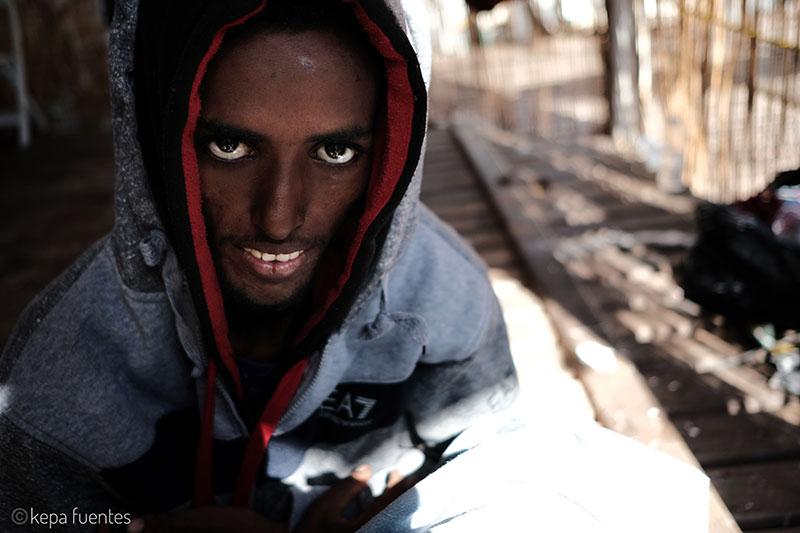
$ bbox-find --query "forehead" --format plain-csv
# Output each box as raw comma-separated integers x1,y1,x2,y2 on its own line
202,30,379,135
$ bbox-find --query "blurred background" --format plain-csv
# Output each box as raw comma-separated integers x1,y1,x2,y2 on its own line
2,1,800,531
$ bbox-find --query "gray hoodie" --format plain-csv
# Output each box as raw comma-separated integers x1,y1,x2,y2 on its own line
0,0,517,530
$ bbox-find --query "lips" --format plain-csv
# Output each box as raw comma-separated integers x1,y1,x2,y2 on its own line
236,245,307,280
242,247,303,263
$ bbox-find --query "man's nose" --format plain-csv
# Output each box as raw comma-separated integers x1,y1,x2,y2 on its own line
251,165,305,241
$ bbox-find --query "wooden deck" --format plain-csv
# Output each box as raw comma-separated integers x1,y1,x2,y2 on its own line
434,119,800,532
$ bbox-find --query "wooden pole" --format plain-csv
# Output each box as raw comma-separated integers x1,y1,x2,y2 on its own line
604,0,641,147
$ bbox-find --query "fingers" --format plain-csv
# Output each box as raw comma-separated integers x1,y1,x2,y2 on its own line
385,469,402,490
338,471,417,531
295,464,373,533
380,470,417,502
318,464,372,514
352,464,372,482
352,471,419,529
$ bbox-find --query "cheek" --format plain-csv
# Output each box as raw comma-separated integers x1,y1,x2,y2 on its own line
306,169,370,235
200,169,251,233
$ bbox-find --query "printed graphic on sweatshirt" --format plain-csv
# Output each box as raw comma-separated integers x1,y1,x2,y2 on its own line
294,382,408,443
320,388,380,427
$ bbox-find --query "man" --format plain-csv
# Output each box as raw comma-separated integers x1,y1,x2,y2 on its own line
0,0,517,531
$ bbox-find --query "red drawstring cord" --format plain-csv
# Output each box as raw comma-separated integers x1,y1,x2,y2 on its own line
232,358,309,506
193,358,309,507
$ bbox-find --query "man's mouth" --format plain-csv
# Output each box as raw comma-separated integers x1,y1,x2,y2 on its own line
242,247,304,263
235,245,309,281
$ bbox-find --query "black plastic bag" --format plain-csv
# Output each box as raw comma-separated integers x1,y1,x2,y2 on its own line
678,169,800,329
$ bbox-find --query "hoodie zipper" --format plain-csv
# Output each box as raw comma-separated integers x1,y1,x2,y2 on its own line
215,374,249,435
273,352,324,435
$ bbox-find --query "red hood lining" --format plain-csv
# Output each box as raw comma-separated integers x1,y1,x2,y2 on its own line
180,0,417,507
183,2,269,507
295,1,415,341
180,3,269,402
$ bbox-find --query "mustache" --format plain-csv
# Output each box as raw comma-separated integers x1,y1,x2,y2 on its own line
201,205,327,252
221,235,327,251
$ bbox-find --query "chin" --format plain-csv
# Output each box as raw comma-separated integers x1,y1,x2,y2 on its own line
223,279,310,315
248,293,300,312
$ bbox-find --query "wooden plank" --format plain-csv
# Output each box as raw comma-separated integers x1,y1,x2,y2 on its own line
672,412,800,467
488,266,527,281
452,128,609,341
631,349,740,415
463,229,513,249
615,308,673,343
447,213,503,234
545,212,696,239
422,128,523,275
662,337,787,413
420,188,485,205
707,461,800,530
421,149,467,165
426,200,494,220
527,179,622,207
476,247,520,270
418,173,474,189
450,121,511,185
421,181,478,198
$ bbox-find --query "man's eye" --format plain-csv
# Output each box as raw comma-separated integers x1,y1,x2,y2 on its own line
208,138,253,161
314,143,357,165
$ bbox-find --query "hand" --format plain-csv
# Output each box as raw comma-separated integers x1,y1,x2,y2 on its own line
296,464,417,533
120,507,288,533
97,465,415,533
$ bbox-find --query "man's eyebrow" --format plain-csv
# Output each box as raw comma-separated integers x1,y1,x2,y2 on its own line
308,126,373,144
196,118,265,145
196,119,373,146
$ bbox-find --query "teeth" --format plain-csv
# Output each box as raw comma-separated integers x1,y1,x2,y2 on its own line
244,248,303,263
275,250,303,262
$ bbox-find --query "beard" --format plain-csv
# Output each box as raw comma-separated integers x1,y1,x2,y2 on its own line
218,270,312,319
200,197,363,328
202,207,325,317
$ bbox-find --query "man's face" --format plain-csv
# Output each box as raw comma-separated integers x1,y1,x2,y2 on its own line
198,29,378,310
